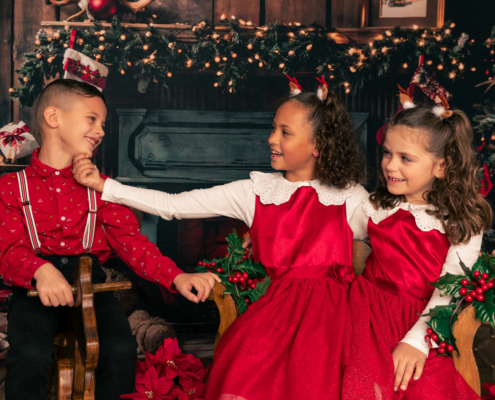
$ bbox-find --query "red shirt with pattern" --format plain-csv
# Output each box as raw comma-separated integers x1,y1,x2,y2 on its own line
0,149,183,290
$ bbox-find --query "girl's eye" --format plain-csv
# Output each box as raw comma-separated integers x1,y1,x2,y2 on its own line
383,149,390,156
283,131,290,136
402,156,411,162
89,117,95,122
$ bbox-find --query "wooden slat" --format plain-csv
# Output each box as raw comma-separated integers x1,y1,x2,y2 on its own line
0,0,13,127
331,0,361,28
145,0,213,24
214,0,260,25
58,3,81,22
265,0,326,26
13,1,57,142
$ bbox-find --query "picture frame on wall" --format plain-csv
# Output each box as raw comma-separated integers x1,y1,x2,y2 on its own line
363,0,445,28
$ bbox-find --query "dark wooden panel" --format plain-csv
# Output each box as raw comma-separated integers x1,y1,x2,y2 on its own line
0,0,13,127
144,0,213,24
265,0,326,26
331,0,361,28
13,1,57,142
59,3,81,21
214,0,260,25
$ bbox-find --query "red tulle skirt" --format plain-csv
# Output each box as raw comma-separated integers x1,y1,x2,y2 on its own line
342,276,480,400
205,276,350,400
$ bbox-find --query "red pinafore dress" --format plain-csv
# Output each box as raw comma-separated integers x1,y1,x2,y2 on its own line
342,208,480,400
205,186,355,400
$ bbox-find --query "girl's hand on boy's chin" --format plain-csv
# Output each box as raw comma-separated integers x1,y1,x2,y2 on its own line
392,342,427,392
173,273,222,303
72,153,105,193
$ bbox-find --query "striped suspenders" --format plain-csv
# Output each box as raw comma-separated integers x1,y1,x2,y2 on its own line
16,170,98,254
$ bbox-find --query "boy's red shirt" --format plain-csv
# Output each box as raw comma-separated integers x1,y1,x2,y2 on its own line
0,148,183,290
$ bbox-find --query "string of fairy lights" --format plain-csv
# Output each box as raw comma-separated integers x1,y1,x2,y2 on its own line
8,16,485,107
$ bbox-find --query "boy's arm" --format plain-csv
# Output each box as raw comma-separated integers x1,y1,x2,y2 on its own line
0,176,47,288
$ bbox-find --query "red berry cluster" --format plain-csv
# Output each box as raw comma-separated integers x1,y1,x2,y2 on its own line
424,328,454,354
197,260,223,274
459,271,494,302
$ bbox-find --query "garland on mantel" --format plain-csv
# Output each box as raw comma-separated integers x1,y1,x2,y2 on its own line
9,16,478,107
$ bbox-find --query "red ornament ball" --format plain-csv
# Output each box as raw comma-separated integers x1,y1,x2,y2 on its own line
439,342,447,348
232,276,239,283
239,277,246,283
88,0,125,21
465,295,474,302
211,262,216,267
474,271,481,278
424,335,431,342
227,276,233,282
476,288,484,295
245,297,251,304
224,253,229,258
461,279,469,286
447,345,454,352
438,348,446,354
488,281,494,289
459,288,468,296
470,291,477,297
482,285,489,291
479,279,486,285
242,273,249,279
244,249,249,255
431,334,438,341
477,295,485,302
216,267,224,274
235,272,242,278
426,328,433,335
482,273,489,280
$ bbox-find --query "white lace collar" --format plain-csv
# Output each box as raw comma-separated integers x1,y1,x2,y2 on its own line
363,199,445,233
250,171,354,206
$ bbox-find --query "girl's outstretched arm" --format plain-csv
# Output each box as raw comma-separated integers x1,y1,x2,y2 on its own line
393,233,483,392
346,185,370,240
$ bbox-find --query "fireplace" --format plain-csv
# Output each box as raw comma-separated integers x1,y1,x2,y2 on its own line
116,108,368,358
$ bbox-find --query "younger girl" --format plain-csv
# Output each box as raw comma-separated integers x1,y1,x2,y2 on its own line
342,100,492,400
73,80,368,399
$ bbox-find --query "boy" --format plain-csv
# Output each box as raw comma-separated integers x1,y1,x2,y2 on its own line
0,79,219,399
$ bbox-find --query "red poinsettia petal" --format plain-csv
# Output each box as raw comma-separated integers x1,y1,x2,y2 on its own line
120,392,149,399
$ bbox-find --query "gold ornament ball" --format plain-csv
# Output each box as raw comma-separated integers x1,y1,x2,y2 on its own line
458,63,464,70
36,53,42,59
215,56,220,62
229,80,233,86
205,62,210,68
99,36,105,41
427,60,433,65
54,33,60,39
23,77,28,83
217,71,223,76
178,49,182,53
150,54,155,60
254,54,259,60
471,67,476,72
451,59,457,65
143,44,149,50
168,43,174,48
47,37,52,42
99,45,105,51
95,55,101,60
258,61,263,67
403,63,408,68
146,31,152,37
344,82,350,87
279,63,285,69
345,88,350,94
167,72,172,77
449,72,455,79
77,38,84,45
437,64,444,70
229,88,233,93
63,43,69,48
306,44,313,51
247,44,253,50
127,61,132,66
350,67,356,73
47,56,55,63
8,88,14,93
214,82,219,87
120,35,126,41
35,40,41,46
232,53,237,58
143,58,149,63
288,50,295,57
381,47,388,53
120,69,125,75
222,56,227,61
248,58,253,63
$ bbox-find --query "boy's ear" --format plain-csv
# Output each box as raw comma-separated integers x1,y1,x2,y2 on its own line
43,107,59,129
435,158,446,179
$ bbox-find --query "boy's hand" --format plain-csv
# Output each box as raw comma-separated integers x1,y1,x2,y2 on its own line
242,231,252,256
72,154,105,193
173,273,221,303
392,342,427,392
33,263,74,307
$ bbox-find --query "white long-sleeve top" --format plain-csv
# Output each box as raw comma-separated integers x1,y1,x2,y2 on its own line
102,171,370,238
350,199,482,356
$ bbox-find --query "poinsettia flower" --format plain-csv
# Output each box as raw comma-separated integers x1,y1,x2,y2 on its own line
178,366,210,399
154,338,188,380
174,353,204,379
483,383,495,400
120,366,173,399
163,385,190,400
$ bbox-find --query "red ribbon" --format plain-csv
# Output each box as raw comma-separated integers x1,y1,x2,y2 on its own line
70,29,76,49
481,164,493,198
0,125,30,147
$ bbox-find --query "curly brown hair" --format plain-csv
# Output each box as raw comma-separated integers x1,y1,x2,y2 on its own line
277,91,364,189
371,105,492,245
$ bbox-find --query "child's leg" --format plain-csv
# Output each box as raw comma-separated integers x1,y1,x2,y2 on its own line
94,291,137,398
401,351,480,400
5,287,61,400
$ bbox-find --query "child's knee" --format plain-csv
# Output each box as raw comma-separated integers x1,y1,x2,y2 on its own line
6,340,53,373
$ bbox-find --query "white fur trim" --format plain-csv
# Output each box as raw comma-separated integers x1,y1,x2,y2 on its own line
250,171,354,206
403,100,416,110
432,105,446,118
317,87,324,101
290,88,302,97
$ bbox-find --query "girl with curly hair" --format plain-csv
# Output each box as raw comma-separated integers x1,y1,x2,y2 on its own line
342,101,492,400
72,78,368,399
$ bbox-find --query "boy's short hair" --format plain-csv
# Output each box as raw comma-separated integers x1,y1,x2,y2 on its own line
35,79,106,136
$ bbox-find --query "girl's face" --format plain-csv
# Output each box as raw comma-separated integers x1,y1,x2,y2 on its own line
382,126,446,204
269,101,318,182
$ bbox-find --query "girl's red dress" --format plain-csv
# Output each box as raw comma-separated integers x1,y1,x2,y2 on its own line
205,187,355,399
342,209,480,400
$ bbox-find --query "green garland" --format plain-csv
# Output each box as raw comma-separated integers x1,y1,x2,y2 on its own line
195,230,270,314
425,254,495,356
10,17,476,107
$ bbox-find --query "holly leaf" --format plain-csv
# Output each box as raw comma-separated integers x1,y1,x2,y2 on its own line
430,273,465,296
226,229,245,272
234,296,248,314
234,259,267,279
242,277,271,303
423,304,456,319
471,253,492,275
426,304,456,342
473,289,495,329
456,253,472,276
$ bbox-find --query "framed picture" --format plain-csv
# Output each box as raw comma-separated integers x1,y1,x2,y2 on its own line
366,0,445,28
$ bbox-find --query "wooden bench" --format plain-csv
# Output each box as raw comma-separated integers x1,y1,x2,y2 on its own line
207,241,483,396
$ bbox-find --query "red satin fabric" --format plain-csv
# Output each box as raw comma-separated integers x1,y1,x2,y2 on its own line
342,209,480,400
205,187,354,400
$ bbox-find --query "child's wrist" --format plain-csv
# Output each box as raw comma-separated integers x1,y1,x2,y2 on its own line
96,178,105,193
